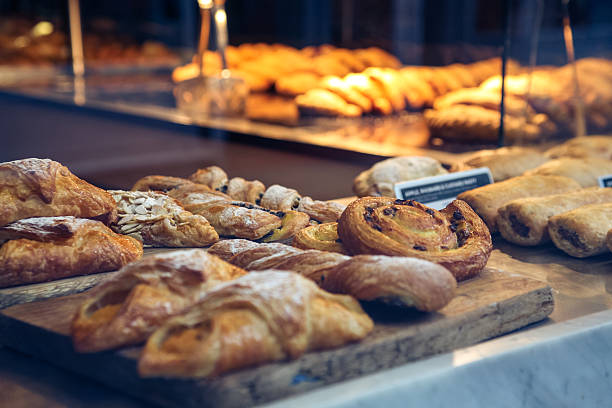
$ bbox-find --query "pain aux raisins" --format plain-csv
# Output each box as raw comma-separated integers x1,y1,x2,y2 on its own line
453,210,464,221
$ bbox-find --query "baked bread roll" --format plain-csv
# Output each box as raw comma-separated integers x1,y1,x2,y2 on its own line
451,147,549,182
353,156,448,197
292,222,348,254
296,88,362,117
0,158,117,227
523,158,612,187
0,216,142,288
72,249,246,352
131,175,198,194
337,198,491,281
546,135,612,160
548,203,612,258
208,239,457,311
497,187,612,246
138,271,373,378
457,175,582,232
109,190,219,247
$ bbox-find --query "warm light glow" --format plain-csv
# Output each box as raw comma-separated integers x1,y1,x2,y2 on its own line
214,9,227,26
198,0,213,9
31,21,54,37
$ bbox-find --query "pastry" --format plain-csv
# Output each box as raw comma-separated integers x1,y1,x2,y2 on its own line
246,94,299,126
188,166,228,191
296,89,362,117
548,202,612,258
292,222,348,254
131,175,199,193
337,198,491,281
546,136,612,160
297,196,345,223
109,190,219,247
0,216,142,288
457,175,582,232
523,158,612,187
0,158,117,227
343,73,393,115
451,147,549,182
260,184,301,211
208,239,457,311
607,229,612,252
138,271,373,378
497,187,612,246
433,87,535,117
71,249,246,352
353,47,402,69
226,177,266,204
363,67,406,112
353,156,448,197
320,76,373,113
275,72,322,96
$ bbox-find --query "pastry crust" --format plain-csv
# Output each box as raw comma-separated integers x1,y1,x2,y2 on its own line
607,229,612,253
337,198,491,281
71,249,246,352
451,147,549,182
188,166,228,190
497,187,612,246
0,216,142,288
297,196,345,223
208,239,457,311
353,156,448,197
548,203,612,258
109,190,219,247
296,89,362,117
457,175,582,232
523,158,612,187
138,271,373,378
260,184,301,211
292,222,348,254
131,175,198,193
546,136,612,160
226,177,266,204
320,75,373,113
0,158,117,227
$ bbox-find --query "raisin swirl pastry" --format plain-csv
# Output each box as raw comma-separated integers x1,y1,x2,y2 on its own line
337,197,492,281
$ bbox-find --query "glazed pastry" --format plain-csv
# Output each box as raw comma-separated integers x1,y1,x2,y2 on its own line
0,158,117,227
343,73,393,115
292,222,348,254
451,147,549,182
546,136,612,160
497,187,612,246
363,67,406,112
71,249,246,352
138,271,374,378
296,89,362,117
523,158,612,187
457,175,582,232
131,175,199,194
109,190,219,247
0,216,142,288
548,202,612,258
337,198,491,281
209,239,457,311
188,166,228,191
353,156,448,197
320,75,373,113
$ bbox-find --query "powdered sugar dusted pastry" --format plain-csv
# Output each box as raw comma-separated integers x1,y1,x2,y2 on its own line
0,158,117,227
188,166,228,190
457,175,582,232
260,184,301,211
353,156,448,197
0,216,142,288
548,202,612,258
523,158,612,187
71,249,246,352
497,187,612,246
138,271,373,378
226,177,266,204
451,147,549,182
297,196,345,223
109,190,219,247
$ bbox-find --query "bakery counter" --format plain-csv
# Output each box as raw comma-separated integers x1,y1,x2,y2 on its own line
0,240,610,408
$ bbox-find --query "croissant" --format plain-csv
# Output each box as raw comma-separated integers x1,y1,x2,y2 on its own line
109,190,219,247
0,158,117,226
71,249,246,352
138,271,373,378
0,216,142,288
209,239,457,312
292,222,348,254
337,198,492,281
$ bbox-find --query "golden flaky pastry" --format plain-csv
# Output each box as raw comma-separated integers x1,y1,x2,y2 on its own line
0,158,117,227
292,222,348,254
0,216,142,288
337,198,492,281
138,271,373,378
71,249,246,352
451,147,549,182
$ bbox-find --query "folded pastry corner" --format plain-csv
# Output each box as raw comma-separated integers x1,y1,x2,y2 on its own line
109,190,219,247
71,249,246,353
0,216,142,288
0,158,117,226
337,197,492,281
138,271,373,378
292,222,348,254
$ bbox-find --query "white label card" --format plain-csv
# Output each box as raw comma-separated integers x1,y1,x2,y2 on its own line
599,175,612,188
394,167,494,210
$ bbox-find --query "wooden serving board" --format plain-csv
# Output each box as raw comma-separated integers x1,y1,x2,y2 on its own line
0,266,553,408
0,248,173,309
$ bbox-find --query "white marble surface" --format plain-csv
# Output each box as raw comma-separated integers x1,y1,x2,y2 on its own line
262,309,612,408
